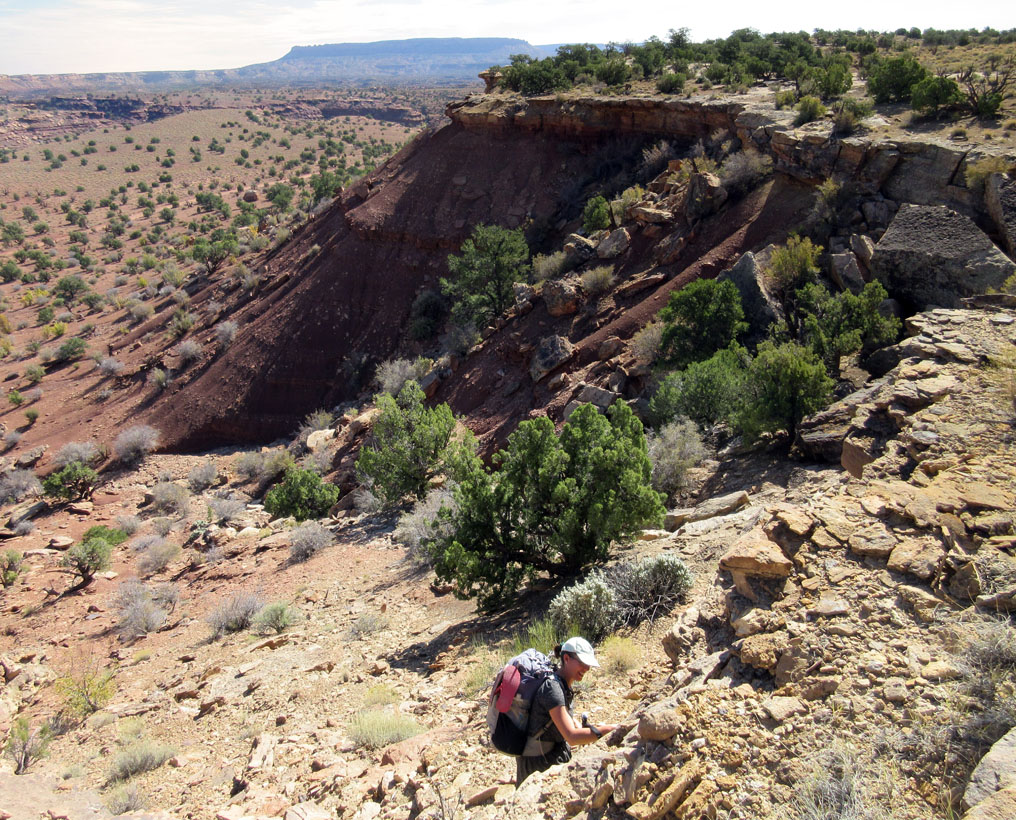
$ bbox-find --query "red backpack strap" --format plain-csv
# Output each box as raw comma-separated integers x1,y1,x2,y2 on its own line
496,664,521,713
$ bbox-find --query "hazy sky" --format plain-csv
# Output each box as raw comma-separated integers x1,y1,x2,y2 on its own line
0,0,1013,75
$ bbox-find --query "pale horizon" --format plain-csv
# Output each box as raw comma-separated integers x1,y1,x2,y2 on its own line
0,0,1013,76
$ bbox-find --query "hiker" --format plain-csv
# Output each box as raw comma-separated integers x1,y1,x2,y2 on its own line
516,636,618,786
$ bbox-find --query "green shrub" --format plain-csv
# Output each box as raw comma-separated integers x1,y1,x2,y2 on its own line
253,601,299,634
264,468,339,521
911,75,963,116
424,402,664,609
61,537,112,587
1,550,23,587
442,223,529,330
867,54,928,103
767,235,821,305
7,389,23,407
547,571,618,642
5,718,51,774
582,195,611,233
734,340,833,441
82,525,128,546
965,156,1012,194
658,279,747,367
647,418,707,497
649,346,750,428
408,289,447,339
55,665,115,717
42,463,99,501
25,364,44,384
794,95,827,126
656,72,686,94
355,381,456,508
348,710,423,750
796,281,901,371
774,89,798,109
54,336,86,362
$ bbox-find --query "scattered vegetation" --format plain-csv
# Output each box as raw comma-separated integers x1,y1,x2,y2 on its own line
424,402,664,609
264,468,339,521
442,223,529,330
5,717,51,774
288,520,333,562
208,590,265,637
113,425,160,464
348,710,423,750
253,601,299,634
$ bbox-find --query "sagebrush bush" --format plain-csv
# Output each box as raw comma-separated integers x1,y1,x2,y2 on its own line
233,451,263,480
113,425,160,464
187,460,218,491
253,601,299,634
150,481,189,516
394,485,456,564
98,357,124,377
107,739,174,783
258,449,294,482
630,322,664,364
547,572,618,643
53,441,100,468
115,515,142,535
106,783,145,814
647,418,707,497
581,265,615,296
350,612,389,638
348,710,423,750
289,521,332,562
215,320,238,346
114,578,168,637
0,469,42,503
375,356,431,396
965,156,1012,194
608,553,693,626
137,540,180,576
532,250,569,282
175,339,203,364
209,495,246,523
208,590,265,637
718,149,773,196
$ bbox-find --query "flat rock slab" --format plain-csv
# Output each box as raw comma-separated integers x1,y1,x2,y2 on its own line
720,528,793,579
762,695,807,723
963,785,1016,820
871,204,1015,309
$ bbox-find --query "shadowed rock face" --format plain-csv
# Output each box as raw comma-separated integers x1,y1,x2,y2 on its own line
871,204,1016,310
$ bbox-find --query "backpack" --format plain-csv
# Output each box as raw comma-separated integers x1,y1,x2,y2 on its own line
485,648,556,756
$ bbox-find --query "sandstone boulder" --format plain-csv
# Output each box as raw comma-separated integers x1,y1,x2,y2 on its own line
716,251,782,345
720,528,793,579
684,172,728,220
964,727,1016,811
739,631,790,671
963,786,1016,820
542,279,581,317
597,227,631,259
830,251,865,293
530,335,575,382
637,707,683,741
870,205,1016,308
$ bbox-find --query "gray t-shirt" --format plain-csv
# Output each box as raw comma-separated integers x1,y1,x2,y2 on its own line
522,674,573,756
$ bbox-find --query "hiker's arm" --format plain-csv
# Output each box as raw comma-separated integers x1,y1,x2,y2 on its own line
548,706,617,746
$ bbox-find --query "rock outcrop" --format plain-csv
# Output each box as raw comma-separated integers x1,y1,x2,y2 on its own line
870,205,1015,309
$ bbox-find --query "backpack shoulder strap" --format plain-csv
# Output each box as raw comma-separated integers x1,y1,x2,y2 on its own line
527,673,560,741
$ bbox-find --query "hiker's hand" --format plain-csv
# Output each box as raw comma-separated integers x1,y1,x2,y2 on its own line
597,723,619,738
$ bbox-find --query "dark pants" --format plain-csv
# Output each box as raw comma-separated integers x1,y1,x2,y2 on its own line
515,743,571,786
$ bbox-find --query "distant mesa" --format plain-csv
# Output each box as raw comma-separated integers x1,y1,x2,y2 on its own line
0,37,545,95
